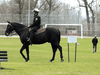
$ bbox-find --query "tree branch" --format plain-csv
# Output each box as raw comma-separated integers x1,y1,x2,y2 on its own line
33,0,39,8
45,0,50,5
77,0,85,7
39,1,46,9
21,0,25,10
88,0,95,6
15,0,19,4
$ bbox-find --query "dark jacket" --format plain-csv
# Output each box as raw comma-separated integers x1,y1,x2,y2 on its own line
29,15,41,28
92,37,98,45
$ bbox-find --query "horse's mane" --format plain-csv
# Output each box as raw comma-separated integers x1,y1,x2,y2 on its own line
11,22,27,28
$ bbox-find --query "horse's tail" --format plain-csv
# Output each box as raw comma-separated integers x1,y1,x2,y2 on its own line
57,29,61,44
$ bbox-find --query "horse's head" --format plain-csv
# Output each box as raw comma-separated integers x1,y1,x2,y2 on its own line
5,21,14,36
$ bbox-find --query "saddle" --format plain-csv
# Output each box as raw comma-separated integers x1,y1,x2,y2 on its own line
35,28,46,35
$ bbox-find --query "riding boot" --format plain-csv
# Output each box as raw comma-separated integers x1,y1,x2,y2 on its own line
26,32,32,45
27,31,35,45
27,38,32,45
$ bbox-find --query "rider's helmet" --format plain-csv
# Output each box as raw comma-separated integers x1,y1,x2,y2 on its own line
33,8,39,13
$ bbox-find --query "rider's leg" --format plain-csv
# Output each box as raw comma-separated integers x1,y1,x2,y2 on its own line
27,30,34,45
27,27,37,45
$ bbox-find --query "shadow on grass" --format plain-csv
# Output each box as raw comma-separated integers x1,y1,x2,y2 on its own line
0,67,15,70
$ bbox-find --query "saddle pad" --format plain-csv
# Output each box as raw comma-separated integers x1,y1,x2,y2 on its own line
36,28,46,34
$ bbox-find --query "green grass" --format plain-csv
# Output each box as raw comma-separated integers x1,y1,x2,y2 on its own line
0,37,100,75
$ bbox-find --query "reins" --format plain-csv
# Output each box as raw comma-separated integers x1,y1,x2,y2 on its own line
16,27,28,31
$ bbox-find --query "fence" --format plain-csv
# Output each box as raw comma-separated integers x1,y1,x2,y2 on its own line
83,23,100,36
1,23,100,37
0,10,99,37
0,9,81,24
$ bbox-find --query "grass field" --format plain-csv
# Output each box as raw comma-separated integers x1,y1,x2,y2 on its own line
0,37,100,75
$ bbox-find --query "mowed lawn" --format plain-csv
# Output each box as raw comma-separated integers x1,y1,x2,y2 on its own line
0,37,100,75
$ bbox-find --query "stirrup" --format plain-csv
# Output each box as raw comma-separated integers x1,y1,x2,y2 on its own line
27,38,32,45
27,38,30,42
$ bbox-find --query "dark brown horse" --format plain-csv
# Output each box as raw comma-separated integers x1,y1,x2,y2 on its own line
5,21,64,62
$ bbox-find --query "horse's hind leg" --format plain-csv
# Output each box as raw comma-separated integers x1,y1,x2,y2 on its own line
49,44,57,62
58,45,64,62
50,43,64,62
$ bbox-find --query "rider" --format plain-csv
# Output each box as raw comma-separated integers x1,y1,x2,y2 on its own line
27,8,41,44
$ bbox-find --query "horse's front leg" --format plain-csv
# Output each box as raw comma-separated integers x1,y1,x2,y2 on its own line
20,44,27,61
25,45,29,62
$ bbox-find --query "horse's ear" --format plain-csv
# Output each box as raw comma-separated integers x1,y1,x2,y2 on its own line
7,21,10,24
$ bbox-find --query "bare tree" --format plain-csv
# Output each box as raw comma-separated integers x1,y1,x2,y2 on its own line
0,1,8,14
45,0,61,14
77,0,96,36
15,0,25,22
8,0,39,22
88,0,95,23
22,0,39,15
77,0,95,23
39,0,61,23
77,0,90,23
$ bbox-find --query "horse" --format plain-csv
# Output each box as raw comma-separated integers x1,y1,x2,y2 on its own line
5,21,64,62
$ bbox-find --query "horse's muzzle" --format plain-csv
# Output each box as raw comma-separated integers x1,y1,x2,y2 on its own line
5,32,9,36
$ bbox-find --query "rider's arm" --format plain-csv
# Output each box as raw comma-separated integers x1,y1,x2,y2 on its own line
29,16,41,28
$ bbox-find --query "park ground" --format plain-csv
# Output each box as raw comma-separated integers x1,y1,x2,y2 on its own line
0,37,100,75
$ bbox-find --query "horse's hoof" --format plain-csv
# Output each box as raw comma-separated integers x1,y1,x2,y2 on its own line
49,60,52,62
61,59,64,62
49,59,54,62
25,59,29,62
25,60,28,62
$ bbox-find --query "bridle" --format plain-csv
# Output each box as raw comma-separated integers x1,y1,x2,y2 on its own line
8,23,14,29
8,23,28,31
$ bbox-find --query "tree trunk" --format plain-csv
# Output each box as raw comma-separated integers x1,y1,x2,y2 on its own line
88,2,95,36
19,0,22,22
84,0,90,36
